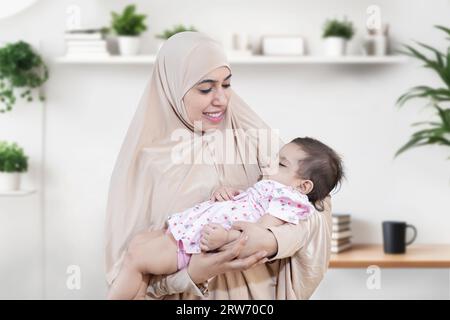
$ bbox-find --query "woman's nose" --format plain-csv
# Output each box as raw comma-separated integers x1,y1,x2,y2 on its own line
212,88,227,106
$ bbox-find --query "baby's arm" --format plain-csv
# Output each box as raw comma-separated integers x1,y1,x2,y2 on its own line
200,215,286,252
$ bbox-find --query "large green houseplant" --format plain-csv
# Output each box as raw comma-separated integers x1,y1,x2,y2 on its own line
0,41,48,113
396,25,450,160
0,141,28,191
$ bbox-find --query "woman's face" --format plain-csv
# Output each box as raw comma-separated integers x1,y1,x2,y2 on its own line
183,66,232,131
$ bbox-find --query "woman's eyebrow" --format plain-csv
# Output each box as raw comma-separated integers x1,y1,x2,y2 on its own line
197,73,232,85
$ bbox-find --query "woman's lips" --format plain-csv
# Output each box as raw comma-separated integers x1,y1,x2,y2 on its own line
202,111,225,123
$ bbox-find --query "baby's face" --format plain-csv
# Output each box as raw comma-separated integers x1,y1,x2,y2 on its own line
266,142,309,192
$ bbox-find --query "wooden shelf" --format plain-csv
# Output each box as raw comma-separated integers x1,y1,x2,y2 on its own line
329,244,450,268
55,55,408,65
0,189,37,197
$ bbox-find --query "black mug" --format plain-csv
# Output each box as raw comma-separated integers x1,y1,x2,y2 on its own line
382,221,417,254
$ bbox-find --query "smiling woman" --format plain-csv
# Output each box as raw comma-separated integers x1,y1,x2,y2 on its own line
183,66,232,131
0,0,38,19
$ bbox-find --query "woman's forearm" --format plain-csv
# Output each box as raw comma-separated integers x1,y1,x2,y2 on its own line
227,221,278,259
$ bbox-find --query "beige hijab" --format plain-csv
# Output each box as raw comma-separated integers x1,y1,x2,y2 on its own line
104,32,280,285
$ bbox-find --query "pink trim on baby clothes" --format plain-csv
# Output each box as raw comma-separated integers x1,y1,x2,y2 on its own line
165,228,191,270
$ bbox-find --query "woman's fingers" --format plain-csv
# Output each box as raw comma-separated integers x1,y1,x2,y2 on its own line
255,257,269,266
224,189,234,200
215,234,247,261
220,190,231,201
227,251,268,271
216,193,226,202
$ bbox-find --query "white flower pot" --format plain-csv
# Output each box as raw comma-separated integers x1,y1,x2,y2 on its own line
0,172,20,192
323,37,347,56
118,36,141,56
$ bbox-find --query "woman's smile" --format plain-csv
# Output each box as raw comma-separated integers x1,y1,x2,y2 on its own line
202,110,225,123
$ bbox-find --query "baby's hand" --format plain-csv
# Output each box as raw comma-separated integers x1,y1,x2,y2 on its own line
200,223,229,251
210,186,241,202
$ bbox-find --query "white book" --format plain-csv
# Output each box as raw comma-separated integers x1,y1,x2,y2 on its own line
331,238,351,246
64,33,103,40
331,230,352,240
64,53,110,58
331,242,352,253
332,224,351,232
66,40,107,46
67,47,108,52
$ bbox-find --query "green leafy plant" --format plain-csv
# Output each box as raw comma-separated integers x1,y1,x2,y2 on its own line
322,18,355,40
0,41,48,113
111,4,147,36
0,141,28,173
395,25,450,159
156,24,197,40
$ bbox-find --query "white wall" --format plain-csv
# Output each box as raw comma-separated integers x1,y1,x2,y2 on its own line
0,0,449,299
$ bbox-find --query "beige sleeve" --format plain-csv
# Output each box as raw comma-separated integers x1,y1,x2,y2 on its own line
146,268,208,298
266,220,310,261
266,197,331,261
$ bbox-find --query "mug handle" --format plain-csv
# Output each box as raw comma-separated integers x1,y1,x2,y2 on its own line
405,224,417,246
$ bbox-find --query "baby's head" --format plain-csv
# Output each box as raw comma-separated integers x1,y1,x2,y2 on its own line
268,137,344,211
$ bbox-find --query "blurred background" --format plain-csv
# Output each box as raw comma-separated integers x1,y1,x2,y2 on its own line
0,0,449,299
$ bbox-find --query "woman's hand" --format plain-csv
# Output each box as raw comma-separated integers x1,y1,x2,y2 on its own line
210,186,241,202
187,234,268,284
230,221,278,259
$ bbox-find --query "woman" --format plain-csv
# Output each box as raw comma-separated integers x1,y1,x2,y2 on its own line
104,32,332,299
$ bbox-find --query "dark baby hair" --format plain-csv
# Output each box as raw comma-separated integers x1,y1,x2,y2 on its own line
291,137,344,211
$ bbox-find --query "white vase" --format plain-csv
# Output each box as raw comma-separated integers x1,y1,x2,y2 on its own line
323,37,347,56
362,35,387,56
0,172,20,192
118,36,141,56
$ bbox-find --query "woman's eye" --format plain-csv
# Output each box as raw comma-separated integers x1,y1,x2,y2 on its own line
279,162,286,167
222,84,231,89
199,88,212,94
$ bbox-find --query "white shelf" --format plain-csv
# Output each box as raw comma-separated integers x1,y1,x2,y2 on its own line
55,55,409,65
0,189,37,197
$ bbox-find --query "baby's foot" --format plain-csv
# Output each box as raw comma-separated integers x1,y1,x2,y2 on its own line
200,223,228,251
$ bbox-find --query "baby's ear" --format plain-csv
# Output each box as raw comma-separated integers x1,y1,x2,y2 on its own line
301,180,314,194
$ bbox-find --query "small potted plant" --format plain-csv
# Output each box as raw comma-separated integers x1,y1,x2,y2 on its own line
0,41,48,113
0,141,28,192
155,24,197,52
322,17,355,56
111,4,147,56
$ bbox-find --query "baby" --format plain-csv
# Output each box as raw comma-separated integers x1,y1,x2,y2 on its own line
107,137,343,300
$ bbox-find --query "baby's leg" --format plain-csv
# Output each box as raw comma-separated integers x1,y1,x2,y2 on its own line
107,229,178,300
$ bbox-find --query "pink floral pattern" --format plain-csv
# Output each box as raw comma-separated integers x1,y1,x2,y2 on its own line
166,179,315,254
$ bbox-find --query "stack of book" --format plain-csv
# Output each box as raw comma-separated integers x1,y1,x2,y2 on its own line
64,29,109,58
331,213,352,253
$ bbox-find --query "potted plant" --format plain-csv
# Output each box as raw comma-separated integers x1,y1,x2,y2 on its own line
322,17,355,56
0,141,28,192
155,24,197,52
111,4,147,56
0,41,48,113
395,25,450,162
